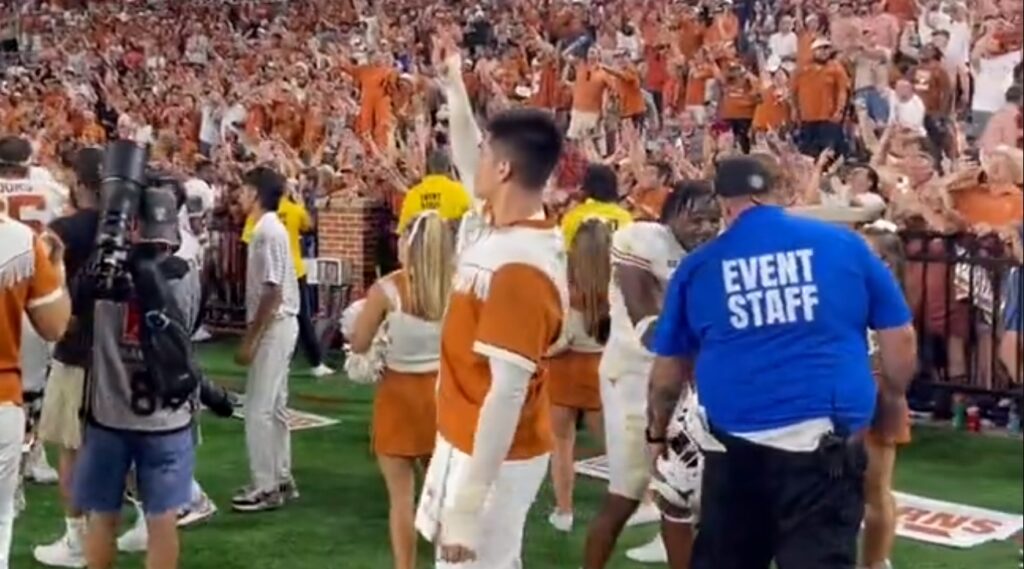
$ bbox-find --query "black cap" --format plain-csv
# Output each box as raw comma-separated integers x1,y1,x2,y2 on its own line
0,136,32,166
73,147,104,190
714,156,774,198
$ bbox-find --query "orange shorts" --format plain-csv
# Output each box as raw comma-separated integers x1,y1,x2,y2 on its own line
371,368,437,457
546,351,602,411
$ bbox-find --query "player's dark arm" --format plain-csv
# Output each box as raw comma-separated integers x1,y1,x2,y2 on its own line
647,355,694,440
616,264,663,345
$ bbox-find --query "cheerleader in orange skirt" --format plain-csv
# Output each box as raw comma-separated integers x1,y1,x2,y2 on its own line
546,218,614,532
347,212,454,569
861,224,913,569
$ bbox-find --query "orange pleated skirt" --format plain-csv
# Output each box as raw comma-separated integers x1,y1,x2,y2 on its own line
546,351,602,411
371,368,437,457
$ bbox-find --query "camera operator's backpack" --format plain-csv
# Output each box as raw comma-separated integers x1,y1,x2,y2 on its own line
129,256,201,410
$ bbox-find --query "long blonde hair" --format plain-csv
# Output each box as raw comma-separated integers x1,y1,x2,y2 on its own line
569,218,613,340
403,212,455,321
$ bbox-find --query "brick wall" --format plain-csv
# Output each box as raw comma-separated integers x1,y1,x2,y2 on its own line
317,197,394,298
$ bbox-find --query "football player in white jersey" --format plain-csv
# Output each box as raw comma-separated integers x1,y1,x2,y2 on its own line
0,136,69,488
582,181,721,569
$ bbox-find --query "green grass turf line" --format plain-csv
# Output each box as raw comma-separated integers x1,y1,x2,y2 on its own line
12,340,1022,568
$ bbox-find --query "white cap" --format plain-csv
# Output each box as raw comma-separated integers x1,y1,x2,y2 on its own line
811,38,833,50
183,178,215,213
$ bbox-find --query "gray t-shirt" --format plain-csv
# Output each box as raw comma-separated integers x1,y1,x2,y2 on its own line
90,265,202,432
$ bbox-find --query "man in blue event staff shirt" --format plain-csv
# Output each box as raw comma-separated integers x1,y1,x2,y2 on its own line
644,156,918,569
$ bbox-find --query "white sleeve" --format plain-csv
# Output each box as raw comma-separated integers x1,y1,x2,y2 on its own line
441,56,482,204
610,226,651,271
440,357,532,547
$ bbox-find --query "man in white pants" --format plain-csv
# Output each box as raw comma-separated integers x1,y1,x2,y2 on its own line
232,166,300,513
0,210,70,569
583,182,721,567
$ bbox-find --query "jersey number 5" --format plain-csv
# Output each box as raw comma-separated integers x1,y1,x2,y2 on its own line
1,194,47,232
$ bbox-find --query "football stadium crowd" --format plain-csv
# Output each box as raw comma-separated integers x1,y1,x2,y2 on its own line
0,0,1022,568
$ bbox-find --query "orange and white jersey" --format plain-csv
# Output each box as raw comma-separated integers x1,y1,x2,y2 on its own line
2,167,68,390
0,167,70,233
436,215,568,461
599,221,684,380
0,217,63,404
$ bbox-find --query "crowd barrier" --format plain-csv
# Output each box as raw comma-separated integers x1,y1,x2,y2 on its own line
203,221,354,339
201,225,1023,397
903,231,1022,402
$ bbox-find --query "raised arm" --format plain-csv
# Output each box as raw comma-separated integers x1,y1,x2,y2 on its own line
436,35,482,202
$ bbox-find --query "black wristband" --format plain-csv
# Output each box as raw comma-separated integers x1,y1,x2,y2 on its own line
645,426,667,444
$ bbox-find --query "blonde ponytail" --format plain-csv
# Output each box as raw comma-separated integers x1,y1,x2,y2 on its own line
405,211,455,321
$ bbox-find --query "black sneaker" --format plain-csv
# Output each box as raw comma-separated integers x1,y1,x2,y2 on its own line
279,479,300,501
231,489,284,513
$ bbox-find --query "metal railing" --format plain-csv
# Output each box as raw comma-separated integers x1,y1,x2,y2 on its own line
903,231,1023,401
202,220,354,336
203,219,248,331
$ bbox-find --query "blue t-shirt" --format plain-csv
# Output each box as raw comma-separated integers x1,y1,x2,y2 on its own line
650,206,912,434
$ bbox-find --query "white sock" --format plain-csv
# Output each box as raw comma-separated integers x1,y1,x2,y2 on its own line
66,516,86,544
190,479,204,504
132,501,145,525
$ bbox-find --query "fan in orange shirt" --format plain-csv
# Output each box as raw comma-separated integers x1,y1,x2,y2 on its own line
79,111,107,146
604,52,648,128
299,102,327,159
662,60,689,118
529,51,561,110
627,162,673,221
717,61,759,153
703,1,740,46
341,53,399,150
752,65,793,134
684,51,716,124
567,52,616,144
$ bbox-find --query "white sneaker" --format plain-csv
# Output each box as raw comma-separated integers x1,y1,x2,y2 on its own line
548,511,573,532
26,445,59,485
117,517,148,553
626,535,668,564
625,501,661,527
192,326,212,342
310,364,335,378
178,495,218,528
33,535,86,568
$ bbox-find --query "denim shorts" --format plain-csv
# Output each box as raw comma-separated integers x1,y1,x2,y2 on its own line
74,424,195,516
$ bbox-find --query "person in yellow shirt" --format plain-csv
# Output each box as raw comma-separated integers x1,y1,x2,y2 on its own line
396,152,472,234
242,187,334,377
561,164,633,247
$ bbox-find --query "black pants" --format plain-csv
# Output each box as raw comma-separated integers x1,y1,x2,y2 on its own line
798,121,847,158
691,429,867,569
296,276,324,367
726,119,753,153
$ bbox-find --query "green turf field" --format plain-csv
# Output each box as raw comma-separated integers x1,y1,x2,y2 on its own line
12,340,1024,568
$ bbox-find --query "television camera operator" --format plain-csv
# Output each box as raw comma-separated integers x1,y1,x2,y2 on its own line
70,141,232,569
